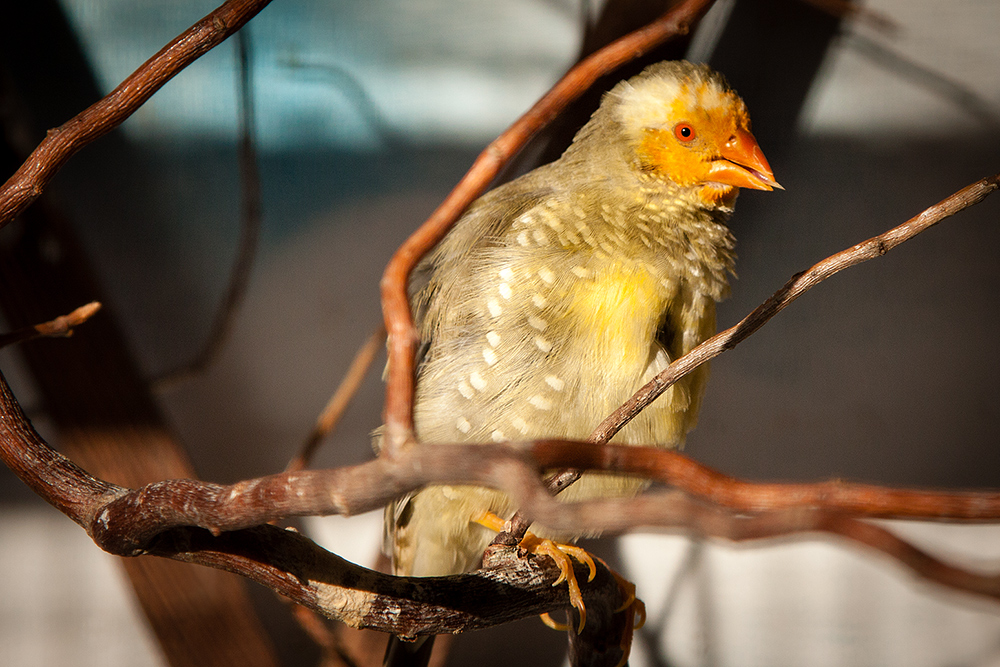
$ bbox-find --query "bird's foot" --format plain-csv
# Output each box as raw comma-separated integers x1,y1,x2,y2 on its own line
475,512,645,665
475,512,596,633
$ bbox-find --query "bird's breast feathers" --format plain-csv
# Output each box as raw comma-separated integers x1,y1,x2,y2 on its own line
412,182,732,449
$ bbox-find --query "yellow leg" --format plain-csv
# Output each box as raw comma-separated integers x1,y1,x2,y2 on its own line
474,512,595,634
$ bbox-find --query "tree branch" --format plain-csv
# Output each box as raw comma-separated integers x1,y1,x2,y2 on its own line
591,172,1000,444
0,0,273,232
3,357,1000,637
0,301,100,348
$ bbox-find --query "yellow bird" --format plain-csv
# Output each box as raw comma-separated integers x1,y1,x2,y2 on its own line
384,59,778,656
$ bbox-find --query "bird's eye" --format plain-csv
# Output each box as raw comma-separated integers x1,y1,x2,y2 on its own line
674,123,696,142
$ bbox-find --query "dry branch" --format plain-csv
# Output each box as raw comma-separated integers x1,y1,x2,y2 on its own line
4,359,1000,633
494,172,1000,544
592,172,1000,442
0,366,626,642
0,301,100,348
0,0,998,658
0,0,273,231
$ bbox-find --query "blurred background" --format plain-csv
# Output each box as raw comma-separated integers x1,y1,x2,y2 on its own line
1,0,999,665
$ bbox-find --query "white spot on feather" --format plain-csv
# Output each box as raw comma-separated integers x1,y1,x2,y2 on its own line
469,372,487,391
528,395,552,410
527,315,547,331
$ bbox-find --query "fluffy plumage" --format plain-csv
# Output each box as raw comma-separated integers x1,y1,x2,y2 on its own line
385,60,777,579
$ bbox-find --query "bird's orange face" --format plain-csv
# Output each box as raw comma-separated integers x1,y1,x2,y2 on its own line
636,80,780,207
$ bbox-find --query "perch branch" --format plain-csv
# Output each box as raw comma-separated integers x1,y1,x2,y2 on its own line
379,0,717,453
0,365,623,638
3,365,1000,634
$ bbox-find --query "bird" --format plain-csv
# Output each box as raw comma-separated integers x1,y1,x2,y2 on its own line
382,60,778,662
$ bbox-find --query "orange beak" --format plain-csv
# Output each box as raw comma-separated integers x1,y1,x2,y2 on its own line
706,128,781,191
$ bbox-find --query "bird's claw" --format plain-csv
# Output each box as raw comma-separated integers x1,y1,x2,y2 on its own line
475,512,594,633
474,512,643,647
606,566,646,628
520,533,594,633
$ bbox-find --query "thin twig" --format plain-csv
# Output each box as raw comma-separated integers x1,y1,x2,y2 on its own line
591,172,1000,444
287,325,386,472
0,0,274,231
378,0,717,454
0,301,101,349
525,442,1000,525
155,25,263,388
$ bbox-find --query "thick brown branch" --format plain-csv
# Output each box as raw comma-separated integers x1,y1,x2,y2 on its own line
78,440,1000,562
378,0,716,453
0,368,623,641
0,0,273,231
4,363,1000,632
150,523,623,640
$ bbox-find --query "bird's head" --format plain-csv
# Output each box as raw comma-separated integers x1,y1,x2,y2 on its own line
609,61,780,208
